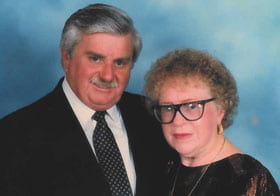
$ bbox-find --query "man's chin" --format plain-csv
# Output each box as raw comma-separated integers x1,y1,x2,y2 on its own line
87,96,119,111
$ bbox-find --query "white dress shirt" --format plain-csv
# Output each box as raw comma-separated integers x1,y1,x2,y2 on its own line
62,79,136,194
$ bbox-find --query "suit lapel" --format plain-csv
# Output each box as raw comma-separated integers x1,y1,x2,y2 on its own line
43,80,111,194
117,92,152,195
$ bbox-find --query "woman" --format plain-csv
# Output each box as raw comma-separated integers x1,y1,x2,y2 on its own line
144,49,279,196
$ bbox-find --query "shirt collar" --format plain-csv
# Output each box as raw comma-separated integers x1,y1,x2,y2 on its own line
62,79,94,128
106,105,122,128
62,78,121,128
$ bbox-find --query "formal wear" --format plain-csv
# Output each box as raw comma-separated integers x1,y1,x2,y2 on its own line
92,111,133,196
62,79,136,193
168,154,279,196
0,78,175,196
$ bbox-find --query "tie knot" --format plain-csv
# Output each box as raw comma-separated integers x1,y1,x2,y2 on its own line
92,111,107,122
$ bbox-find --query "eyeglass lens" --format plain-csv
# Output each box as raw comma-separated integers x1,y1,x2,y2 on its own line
154,98,215,124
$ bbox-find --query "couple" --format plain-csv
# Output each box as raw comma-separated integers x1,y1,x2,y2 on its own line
0,3,278,196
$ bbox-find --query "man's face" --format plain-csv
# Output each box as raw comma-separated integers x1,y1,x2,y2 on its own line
62,32,134,111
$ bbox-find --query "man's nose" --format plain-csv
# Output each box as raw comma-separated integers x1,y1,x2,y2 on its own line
100,61,114,81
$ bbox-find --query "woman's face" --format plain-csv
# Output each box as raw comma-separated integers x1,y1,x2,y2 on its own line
158,76,225,164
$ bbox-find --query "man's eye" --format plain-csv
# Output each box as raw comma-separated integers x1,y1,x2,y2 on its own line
115,59,125,66
91,55,100,62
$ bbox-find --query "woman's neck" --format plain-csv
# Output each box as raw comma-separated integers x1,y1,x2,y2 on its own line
181,135,226,167
181,136,243,167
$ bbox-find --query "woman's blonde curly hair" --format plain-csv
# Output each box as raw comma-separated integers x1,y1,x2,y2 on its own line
144,48,239,129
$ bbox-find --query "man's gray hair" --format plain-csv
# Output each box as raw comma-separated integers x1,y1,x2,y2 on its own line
60,3,142,62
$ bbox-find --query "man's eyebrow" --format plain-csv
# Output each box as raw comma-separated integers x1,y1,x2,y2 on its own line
115,56,132,61
85,51,132,62
85,51,105,58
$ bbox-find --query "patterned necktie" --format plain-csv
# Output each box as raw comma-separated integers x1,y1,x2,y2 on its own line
92,111,133,196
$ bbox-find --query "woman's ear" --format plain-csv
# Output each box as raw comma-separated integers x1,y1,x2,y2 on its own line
218,109,226,125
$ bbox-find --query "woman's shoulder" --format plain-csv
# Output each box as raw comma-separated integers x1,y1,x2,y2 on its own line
217,140,275,181
223,153,280,195
208,154,279,195
217,153,269,176
223,153,270,176
208,153,276,186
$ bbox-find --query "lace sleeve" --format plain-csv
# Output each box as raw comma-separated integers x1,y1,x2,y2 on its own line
244,169,280,196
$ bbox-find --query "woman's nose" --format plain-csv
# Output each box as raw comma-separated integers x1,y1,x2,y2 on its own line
172,111,187,125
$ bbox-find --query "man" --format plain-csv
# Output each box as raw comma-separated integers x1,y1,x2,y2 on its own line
0,4,175,196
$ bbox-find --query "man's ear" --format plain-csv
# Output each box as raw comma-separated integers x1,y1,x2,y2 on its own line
61,49,71,73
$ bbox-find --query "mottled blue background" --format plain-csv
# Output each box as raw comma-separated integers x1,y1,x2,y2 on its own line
1,0,279,185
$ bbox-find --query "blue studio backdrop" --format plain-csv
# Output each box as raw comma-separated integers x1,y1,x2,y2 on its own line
1,0,279,185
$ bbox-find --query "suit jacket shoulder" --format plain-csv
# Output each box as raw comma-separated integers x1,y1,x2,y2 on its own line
0,80,111,196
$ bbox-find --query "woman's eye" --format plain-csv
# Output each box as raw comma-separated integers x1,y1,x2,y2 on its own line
162,106,174,112
188,103,198,110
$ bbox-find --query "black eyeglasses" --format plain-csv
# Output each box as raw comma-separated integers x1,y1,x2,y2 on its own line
153,98,216,124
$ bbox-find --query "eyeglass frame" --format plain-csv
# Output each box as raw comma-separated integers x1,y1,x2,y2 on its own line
153,98,216,124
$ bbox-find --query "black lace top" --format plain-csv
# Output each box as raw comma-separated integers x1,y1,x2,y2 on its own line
168,154,279,196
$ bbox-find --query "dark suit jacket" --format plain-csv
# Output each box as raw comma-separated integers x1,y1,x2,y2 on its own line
0,79,176,196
